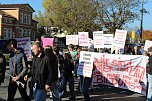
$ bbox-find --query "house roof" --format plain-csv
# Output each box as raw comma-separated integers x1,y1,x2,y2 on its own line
0,10,15,18
0,3,35,12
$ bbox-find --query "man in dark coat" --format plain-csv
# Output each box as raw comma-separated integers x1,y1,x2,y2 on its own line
0,49,6,86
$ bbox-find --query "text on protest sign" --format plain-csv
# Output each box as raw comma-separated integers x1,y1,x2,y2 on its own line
93,31,104,48
103,34,113,48
92,53,148,96
66,35,78,45
144,40,152,51
77,51,94,78
113,29,127,48
78,32,89,46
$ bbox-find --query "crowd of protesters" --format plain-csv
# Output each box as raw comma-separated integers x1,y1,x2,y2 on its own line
0,37,152,101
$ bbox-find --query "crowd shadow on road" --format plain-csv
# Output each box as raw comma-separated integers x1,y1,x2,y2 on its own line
61,84,146,101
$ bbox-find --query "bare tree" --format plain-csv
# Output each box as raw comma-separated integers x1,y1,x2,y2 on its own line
95,0,143,34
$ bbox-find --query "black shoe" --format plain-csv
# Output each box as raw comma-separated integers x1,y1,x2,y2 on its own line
69,97,75,100
29,95,34,100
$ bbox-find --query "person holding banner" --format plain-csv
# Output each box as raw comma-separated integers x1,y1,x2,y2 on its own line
7,39,30,101
147,46,152,101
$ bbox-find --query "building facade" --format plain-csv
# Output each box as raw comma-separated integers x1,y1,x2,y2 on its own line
0,4,38,40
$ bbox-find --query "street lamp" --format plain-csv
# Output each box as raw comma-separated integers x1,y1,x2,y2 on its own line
140,0,144,42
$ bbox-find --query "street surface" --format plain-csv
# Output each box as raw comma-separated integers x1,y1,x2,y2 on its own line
0,69,146,101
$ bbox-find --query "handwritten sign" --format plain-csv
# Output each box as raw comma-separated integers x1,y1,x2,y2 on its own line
78,32,89,46
41,38,54,48
92,53,148,96
77,51,94,78
93,31,104,48
66,35,78,45
144,40,152,51
103,34,113,48
15,37,31,61
113,29,127,48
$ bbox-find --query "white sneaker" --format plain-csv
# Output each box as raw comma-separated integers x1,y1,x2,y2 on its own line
49,91,53,99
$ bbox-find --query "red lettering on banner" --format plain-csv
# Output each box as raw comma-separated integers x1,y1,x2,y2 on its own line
103,65,114,72
132,66,145,80
94,58,102,72
92,70,101,77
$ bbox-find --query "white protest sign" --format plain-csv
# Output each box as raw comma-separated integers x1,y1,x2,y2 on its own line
15,37,31,61
103,34,113,48
66,35,78,45
113,29,127,48
77,51,94,78
144,40,152,51
92,53,148,96
78,32,89,46
93,31,104,48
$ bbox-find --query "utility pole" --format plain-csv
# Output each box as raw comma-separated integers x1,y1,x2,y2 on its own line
140,0,144,42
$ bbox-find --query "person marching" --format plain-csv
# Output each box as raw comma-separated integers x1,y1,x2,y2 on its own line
24,42,55,101
146,46,152,101
44,45,60,101
0,49,6,86
60,52,75,100
7,39,30,101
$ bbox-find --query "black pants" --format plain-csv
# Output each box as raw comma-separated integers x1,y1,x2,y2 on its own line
7,78,31,101
28,80,34,97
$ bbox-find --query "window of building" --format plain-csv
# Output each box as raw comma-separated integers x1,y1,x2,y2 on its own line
19,28,23,37
23,14,27,24
4,18,7,23
23,29,30,37
27,14,31,25
3,28,12,39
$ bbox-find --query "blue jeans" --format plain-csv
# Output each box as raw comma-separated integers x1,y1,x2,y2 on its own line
80,76,92,101
147,74,152,101
51,81,61,101
33,83,46,101
60,76,75,98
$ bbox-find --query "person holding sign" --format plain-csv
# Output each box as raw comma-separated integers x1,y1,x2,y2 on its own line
78,48,94,101
147,46,152,101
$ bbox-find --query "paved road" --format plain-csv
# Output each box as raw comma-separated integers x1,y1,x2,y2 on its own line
0,70,146,101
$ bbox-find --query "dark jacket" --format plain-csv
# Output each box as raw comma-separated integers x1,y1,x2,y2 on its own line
0,54,6,83
29,52,56,89
147,56,152,75
49,54,59,82
63,59,74,77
